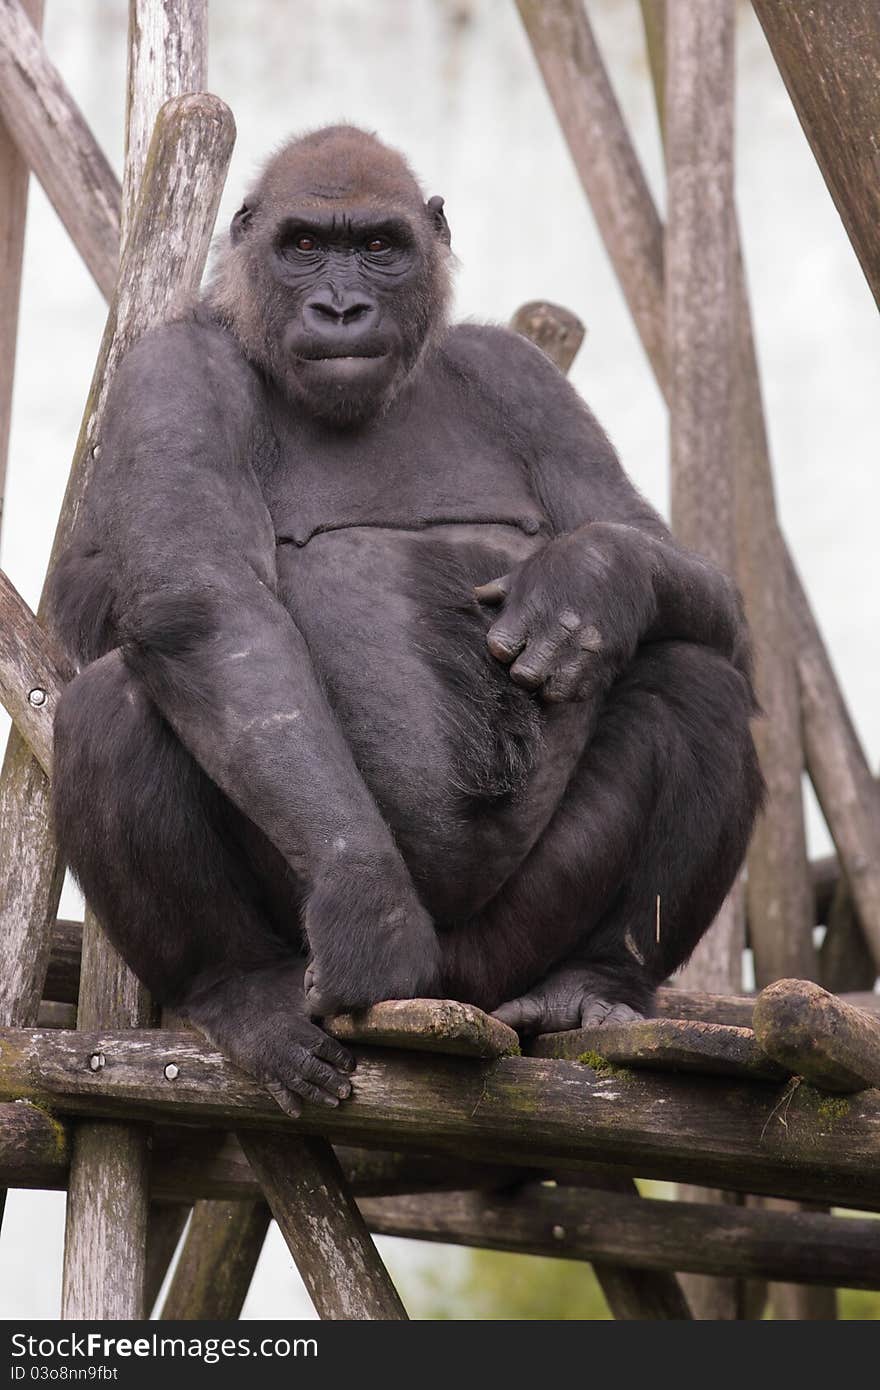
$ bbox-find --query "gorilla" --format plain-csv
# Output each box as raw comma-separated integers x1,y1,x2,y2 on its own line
49,125,762,1116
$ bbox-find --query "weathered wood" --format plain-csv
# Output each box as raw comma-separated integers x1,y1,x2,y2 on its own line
820,873,877,994
61,84,233,1325
529,1018,787,1082
0,569,71,775
0,0,41,535
123,0,208,244
360,1185,880,1291
37,1000,75,1028
5,1029,880,1208
788,549,880,973
327,998,519,1058
664,0,743,1000
514,0,666,387
0,1103,525,1200
144,1201,190,1315
0,0,120,297
510,300,585,374
160,1200,269,1321
44,918,82,1004
239,1133,407,1320
754,978,880,1093
62,1122,150,1320
655,987,755,1027
751,0,880,313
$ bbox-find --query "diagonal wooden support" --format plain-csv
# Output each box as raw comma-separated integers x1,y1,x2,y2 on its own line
0,0,121,297
751,0,880,314
239,1134,408,1320
160,1200,270,1321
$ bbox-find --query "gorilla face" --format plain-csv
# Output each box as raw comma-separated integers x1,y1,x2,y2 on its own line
211,126,452,425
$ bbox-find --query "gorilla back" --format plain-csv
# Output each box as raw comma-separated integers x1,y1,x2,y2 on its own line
50,125,762,1115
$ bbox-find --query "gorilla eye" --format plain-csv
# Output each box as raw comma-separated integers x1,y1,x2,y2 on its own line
294,235,317,252
366,237,390,253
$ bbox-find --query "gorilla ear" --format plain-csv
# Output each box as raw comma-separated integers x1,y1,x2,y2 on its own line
230,201,256,246
427,194,451,248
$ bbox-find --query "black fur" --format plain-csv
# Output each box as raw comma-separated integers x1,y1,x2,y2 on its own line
49,126,762,1108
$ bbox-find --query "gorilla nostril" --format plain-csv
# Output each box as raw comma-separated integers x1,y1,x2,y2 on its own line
342,301,372,325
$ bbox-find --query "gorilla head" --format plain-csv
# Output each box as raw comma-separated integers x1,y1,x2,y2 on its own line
209,124,453,425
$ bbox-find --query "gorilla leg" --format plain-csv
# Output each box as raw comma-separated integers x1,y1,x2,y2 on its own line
52,651,354,1114
441,640,762,1029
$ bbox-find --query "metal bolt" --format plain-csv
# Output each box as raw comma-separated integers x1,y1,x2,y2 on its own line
551,1224,566,1241
91,443,102,459
28,688,47,708
164,1063,179,1081
89,1053,105,1072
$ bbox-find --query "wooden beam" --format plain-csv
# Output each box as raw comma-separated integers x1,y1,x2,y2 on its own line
144,1201,189,1315
160,1200,269,1321
360,1185,880,1291
510,300,585,373
751,0,880,313
240,1133,407,1320
327,998,519,1058
0,0,120,297
4,1029,880,1209
530,1017,786,1081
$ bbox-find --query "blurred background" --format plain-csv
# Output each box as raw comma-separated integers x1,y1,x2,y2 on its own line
1,0,878,1318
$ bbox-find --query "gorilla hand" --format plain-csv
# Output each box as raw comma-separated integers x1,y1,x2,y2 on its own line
475,523,655,704
303,852,442,1017
182,960,355,1118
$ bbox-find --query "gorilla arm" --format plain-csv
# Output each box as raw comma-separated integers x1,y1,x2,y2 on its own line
458,325,751,701
91,320,440,1010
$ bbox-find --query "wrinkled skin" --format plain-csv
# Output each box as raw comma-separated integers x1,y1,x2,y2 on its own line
49,126,762,1114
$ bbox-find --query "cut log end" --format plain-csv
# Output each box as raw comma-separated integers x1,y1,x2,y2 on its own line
754,978,880,1093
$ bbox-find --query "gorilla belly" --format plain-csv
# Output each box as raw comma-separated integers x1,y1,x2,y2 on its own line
276,523,590,918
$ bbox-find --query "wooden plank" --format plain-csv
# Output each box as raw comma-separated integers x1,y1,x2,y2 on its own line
359,1185,880,1291
529,1018,787,1082
160,1200,269,1321
0,0,120,297
62,1123,150,1320
326,998,519,1058
0,0,42,537
0,569,71,776
239,1133,407,1320
5,1029,880,1208
754,978,880,1093
751,0,880,313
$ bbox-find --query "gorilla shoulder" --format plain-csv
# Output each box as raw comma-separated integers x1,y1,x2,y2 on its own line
440,319,576,411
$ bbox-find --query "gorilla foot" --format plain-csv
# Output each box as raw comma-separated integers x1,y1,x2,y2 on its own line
491,962,648,1035
182,960,355,1118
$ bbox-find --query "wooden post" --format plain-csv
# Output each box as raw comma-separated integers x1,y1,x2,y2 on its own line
60,89,233,1322
0,0,42,540
0,0,120,297
160,1201,270,1320
240,1134,408,1320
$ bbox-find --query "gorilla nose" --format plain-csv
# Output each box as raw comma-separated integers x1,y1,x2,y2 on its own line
304,292,379,343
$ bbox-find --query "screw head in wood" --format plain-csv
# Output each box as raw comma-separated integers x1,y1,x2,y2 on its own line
91,443,102,459
552,1224,566,1241
28,687,47,707
164,1062,180,1080
89,1052,105,1071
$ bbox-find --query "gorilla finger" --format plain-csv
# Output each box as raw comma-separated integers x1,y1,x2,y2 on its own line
510,635,566,691
601,1003,644,1026
486,615,528,664
304,984,340,1019
491,994,546,1033
579,996,616,1028
282,1071,342,1108
292,1045,353,1098
265,1082,303,1119
474,575,511,605
310,1032,357,1073
542,651,597,704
